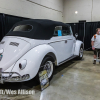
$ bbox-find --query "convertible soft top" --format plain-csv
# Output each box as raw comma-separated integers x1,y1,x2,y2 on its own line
6,19,70,39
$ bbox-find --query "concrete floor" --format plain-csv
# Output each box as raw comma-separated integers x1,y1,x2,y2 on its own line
0,51,100,100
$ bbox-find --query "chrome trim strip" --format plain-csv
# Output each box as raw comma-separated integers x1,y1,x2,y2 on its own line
49,39,73,44
0,72,22,84
0,72,21,77
58,55,77,65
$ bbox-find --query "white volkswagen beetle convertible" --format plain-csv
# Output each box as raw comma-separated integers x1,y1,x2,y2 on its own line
0,19,83,84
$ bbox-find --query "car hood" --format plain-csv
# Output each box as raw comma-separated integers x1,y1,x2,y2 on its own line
0,37,31,71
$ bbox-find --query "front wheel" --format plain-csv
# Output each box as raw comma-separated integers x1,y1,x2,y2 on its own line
37,56,55,82
77,45,83,60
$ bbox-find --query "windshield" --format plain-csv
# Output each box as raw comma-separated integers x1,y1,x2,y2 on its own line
13,25,32,32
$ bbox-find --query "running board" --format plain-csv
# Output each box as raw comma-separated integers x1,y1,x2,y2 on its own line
58,55,77,66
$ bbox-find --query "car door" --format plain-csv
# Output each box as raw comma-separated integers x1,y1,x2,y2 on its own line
49,26,74,64
62,26,74,61
49,26,66,63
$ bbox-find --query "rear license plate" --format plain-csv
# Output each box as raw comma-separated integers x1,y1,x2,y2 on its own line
0,55,3,61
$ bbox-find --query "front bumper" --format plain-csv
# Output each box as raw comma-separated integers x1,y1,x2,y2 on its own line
0,71,30,84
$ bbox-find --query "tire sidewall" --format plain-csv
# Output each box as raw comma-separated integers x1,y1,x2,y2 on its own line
37,56,55,82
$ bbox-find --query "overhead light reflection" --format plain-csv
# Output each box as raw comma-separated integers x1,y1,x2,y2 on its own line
75,11,78,14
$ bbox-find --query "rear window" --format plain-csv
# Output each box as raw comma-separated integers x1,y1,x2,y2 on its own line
13,25,32,32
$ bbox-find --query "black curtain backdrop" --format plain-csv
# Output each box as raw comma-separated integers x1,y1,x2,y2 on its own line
69,22,100,50
69,23,84,42
0,13,100,50
85,22,100,50
0,13,29,41
0,14,5,41
4,14,29,35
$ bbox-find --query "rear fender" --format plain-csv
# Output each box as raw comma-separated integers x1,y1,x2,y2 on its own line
11,44,57,80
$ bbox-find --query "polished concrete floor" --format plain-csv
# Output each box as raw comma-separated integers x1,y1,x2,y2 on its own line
0,51,100,100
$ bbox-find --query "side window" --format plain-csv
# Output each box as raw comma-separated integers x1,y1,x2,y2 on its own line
62,27,71,36
53,26,62,37
13,25,33,32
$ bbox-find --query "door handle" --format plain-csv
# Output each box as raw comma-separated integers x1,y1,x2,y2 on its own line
65,40,67,43
73,40,76,43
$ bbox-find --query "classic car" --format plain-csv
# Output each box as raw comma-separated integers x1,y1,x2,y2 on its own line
0,19,83,84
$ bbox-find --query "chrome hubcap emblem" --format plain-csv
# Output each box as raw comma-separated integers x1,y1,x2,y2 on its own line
44,61,53,78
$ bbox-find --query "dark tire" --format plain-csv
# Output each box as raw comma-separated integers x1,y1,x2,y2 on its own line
77,45,83,60
36,56,55,82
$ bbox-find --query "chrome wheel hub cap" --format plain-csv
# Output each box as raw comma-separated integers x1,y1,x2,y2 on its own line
80,48,83,57
44,61,53,78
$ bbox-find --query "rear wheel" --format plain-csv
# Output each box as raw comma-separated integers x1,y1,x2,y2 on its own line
37,56,55,82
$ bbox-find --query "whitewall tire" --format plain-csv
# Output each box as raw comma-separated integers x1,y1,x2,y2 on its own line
37,56,55,82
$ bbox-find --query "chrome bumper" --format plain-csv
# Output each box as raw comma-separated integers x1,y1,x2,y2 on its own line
0,71,30,84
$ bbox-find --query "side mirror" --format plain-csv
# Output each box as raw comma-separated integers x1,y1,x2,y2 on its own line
75,33,78,39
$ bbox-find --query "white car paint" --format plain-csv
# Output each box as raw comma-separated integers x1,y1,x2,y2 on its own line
74,40,83,56
0,37,30,71
0,27,83,83
49,35,74,63
11,44,57,79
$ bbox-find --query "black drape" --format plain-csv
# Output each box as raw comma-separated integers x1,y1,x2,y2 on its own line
85,22,97,50
0,13,29,41
85,22,100,50
0,14,5,40
0,13,100,50
4,14,29,35
4,15,22,34
68,22,100,50
69,23,84,42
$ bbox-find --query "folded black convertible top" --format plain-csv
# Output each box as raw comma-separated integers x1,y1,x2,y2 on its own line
6,19,70,39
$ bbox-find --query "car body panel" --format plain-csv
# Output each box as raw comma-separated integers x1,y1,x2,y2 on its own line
49,35,74,63
74,40,83,56
0,37,31,71
0,35,83,82
11,44,57,80
0,20,83,83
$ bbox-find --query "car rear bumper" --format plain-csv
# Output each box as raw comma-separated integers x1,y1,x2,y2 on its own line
0,71,30,84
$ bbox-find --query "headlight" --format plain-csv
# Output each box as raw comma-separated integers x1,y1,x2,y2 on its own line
19,60,27,70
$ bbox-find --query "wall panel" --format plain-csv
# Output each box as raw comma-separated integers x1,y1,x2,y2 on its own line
0,0,63,21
